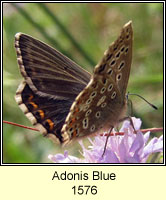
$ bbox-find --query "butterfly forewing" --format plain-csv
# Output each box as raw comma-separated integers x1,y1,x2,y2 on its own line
61,21,133,145
15,33,91,99
94,21,133,99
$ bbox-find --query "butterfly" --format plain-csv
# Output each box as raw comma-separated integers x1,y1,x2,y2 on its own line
15,21,133,149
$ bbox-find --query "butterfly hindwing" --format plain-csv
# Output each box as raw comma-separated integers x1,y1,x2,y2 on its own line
15,81,75,143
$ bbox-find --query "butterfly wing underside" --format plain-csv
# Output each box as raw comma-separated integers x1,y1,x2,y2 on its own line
15,33,91,143
62,21,133,145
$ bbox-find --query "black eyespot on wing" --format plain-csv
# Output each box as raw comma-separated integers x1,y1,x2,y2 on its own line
98,63,106,73
106,54,113,61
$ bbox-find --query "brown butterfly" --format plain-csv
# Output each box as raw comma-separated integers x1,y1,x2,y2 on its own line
15,21,133,153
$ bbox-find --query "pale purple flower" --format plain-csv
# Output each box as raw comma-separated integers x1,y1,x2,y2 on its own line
48,117,163,163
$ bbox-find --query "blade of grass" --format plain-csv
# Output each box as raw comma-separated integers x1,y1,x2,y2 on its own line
38,3,96,66
11,3,74,60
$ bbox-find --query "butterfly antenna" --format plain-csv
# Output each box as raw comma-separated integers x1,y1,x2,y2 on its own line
127,92,158,110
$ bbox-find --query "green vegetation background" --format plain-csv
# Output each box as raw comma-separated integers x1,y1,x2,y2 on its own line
3,3,163,163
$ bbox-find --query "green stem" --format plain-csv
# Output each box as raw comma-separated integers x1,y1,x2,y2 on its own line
38,3,96,66
11,3,74,60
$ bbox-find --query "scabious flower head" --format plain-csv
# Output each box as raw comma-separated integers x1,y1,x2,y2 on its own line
48,117,163,163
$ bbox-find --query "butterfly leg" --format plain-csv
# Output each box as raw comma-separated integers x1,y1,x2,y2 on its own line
102,126,114,157
119,116,137,133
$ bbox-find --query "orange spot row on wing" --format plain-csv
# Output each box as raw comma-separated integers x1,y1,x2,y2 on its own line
28,94,34,101
37,110,45,119
46,119,54,131
69,117,76,127
29,102,38,110
72,130,77,138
